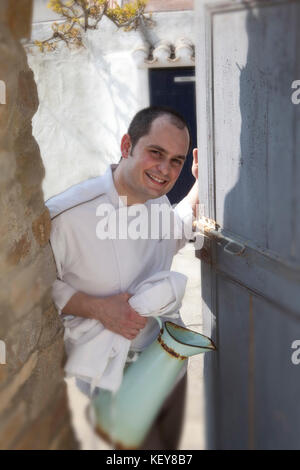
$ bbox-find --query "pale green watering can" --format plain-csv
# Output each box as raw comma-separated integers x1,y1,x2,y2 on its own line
89,318,216,449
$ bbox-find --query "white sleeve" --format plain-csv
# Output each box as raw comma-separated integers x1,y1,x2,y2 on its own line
173,198,194,252
49,219,77,315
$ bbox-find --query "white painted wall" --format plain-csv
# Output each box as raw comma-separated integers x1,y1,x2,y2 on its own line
29,1,195,200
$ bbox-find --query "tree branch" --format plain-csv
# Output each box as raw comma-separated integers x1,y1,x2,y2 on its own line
31,0,153,51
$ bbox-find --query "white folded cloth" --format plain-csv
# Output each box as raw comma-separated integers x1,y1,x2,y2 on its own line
62,271,187,393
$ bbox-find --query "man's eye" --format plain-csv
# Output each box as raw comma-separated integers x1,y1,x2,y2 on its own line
173,159,183,166
151,150,161,157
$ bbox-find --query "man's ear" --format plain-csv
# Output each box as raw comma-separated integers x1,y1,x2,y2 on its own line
121,134,132,159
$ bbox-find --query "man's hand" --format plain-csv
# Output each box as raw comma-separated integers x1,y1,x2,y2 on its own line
97,293,148,340
191,148,198,180
180,147,199,217
62,291,148,340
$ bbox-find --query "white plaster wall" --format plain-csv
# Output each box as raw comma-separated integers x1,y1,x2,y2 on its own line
29,2,195,200
32,0,61,23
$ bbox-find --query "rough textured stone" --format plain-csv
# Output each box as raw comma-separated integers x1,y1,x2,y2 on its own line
13,385,76,450
0,401,27,450
0,184,27,247
0,29,22,146
0,352,38,415
14,122,45,204
37,302,64,349
32,208,51,247
0,365,8,386
0,150,16,184
8,250,56,318
49,422,78,450
1,0,33,40
6,232,31,266
17,69,39,119
4,306,42,374
22,335,67,421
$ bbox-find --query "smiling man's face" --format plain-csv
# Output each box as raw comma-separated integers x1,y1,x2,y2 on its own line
118,115,190,204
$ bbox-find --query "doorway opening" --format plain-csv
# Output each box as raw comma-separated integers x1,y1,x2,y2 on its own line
149,67,197,205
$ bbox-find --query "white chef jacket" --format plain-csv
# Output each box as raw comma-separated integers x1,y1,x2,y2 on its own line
47,164,194,353
61,270,188,393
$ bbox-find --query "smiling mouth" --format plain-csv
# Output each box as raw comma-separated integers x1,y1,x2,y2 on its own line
145,172,168,186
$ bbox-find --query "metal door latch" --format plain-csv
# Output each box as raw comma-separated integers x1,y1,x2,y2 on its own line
192,216,245,256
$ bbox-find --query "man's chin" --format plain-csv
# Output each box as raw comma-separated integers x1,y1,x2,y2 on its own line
146,186,171,200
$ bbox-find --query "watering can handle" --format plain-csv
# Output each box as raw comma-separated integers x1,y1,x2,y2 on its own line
155,316,163,330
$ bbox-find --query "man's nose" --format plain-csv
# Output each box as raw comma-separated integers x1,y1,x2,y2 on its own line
157,160,170,175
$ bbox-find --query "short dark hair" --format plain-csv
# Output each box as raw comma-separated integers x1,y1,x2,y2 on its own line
127,106,192,154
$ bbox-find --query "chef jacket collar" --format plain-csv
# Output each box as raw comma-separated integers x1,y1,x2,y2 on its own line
106,164,126,209
46,163,165,220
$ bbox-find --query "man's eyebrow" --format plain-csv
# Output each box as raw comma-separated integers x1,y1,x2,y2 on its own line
147,144,186,160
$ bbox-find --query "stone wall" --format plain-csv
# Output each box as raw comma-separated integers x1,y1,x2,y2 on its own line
0,0,77,450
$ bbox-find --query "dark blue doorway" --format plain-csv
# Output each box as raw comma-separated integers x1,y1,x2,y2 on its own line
149,67,197,205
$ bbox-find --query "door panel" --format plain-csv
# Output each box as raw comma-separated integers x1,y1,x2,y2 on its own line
216,274,300,449
217,276,250,449
295,119,300,260
214,4,298,260
195,0,300,449
252,295,300,450
217,243,300,316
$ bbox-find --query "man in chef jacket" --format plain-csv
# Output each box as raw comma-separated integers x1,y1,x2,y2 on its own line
47,106,199,449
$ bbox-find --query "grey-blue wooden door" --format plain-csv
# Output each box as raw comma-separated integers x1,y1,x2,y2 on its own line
195,0,300,449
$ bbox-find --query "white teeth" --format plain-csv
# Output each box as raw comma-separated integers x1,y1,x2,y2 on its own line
147,173,165,184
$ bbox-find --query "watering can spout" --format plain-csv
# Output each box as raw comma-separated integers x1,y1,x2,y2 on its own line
190,333,216,354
